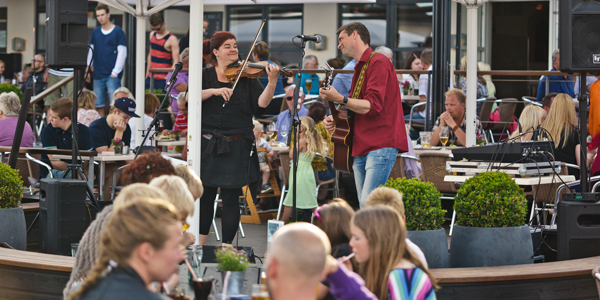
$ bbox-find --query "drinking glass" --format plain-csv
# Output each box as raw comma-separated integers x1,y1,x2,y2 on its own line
267,123,278,146
440,127,449,150
187,245,203,281
280,124,289,143
419,131,432,148
192,277,214,300
305,79,313,94
71,243,79,257
251,284,270,300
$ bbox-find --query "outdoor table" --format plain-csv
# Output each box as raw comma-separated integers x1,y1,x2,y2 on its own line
53,152,182,201
413,147,453,158
402,95,420,103
157,138,186,152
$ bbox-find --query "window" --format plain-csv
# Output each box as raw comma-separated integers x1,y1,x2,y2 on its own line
340,4,387,49
228,5,302,66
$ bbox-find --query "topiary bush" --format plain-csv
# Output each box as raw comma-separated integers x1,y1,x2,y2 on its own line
384,177,446,231
454,171,527,227
0,83,23,103
0,163,23,209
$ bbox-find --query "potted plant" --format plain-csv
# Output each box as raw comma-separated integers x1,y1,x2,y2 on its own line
112,138,124,155
0,83,23,102
401,80,411,95
215,245,250,295
450,171,532,267
0,163,26,250
384,177,449,268
171,128,181,141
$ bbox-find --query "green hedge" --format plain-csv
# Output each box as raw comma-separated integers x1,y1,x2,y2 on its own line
454,171,527,227
384,178,446,231
0,163,23,209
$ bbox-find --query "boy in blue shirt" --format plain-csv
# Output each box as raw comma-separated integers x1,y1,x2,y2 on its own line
87,3,127,117
41,98,93,178
89,97,139,197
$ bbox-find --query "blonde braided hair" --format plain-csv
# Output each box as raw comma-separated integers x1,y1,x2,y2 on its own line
67,199,180,300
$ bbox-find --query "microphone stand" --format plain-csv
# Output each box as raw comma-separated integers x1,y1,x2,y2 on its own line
288,40,308,222
135,64,182,160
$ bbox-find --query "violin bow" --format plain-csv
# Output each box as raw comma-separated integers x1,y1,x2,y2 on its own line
229,19,266,95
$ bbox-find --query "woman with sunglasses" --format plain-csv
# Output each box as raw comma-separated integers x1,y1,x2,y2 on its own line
199,31,280,245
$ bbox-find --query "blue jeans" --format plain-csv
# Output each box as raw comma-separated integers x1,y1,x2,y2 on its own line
93,77,121,108
46,169,67,178
353,147,399,207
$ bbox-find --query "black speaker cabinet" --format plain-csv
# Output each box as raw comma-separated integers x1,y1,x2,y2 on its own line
557,199,600,260
46,0,88,68
39,178,88,256
559,0,600,72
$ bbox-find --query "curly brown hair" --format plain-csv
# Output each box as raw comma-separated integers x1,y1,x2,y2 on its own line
122,152,176,184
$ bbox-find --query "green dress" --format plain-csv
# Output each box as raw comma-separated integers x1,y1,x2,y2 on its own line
283,152,318,209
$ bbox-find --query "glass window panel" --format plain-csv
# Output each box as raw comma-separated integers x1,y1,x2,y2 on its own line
229,7,264,52
37,13,47,51
268,6,302,51
340,4,387,49
396,2,433,48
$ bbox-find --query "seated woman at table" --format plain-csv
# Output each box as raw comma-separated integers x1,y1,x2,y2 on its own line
350,206,438,300
540,93,581,176
64,184,168,298
401,51,422,90
509,105,546,142
77,90,101,127
67,199,184,300
430,89,485,147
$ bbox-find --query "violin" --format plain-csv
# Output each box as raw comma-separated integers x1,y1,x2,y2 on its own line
224,60,293,84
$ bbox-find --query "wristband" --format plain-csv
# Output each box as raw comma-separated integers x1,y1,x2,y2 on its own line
340,96,349,106
452,124,460,132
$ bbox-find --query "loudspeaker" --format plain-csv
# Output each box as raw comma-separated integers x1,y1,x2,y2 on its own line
45,0,88,68
557,199,600,260
0,53,22,79
39,178,88,256
559,0,600,72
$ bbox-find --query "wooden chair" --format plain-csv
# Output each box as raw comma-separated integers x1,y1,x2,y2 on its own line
314,154,340,200
388,154,406,179
478,98,496,128
239,147,281,224
419,151,458,235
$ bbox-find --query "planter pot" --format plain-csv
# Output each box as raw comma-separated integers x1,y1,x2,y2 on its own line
408,228,449,268
175,136,181,141
113,145,123,155
220,270,245,295
0,205,27,250
450,225,533,268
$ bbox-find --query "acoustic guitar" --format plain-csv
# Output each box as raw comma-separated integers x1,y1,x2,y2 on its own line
323,63,354,173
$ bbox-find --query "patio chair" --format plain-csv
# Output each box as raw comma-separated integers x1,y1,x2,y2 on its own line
419,151,458,235
529,162,578,225
484,98,518,143
388,154,421,180
406,102,426,132
314,155,340,199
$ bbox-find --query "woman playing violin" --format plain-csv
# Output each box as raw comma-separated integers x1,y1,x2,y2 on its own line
199,31,280,245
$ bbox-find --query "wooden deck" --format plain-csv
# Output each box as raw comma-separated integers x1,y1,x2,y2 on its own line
0,247,598,299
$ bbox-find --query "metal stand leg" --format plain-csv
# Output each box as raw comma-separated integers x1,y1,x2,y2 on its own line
26,212,39,234
449,209,456,237
277,184,287,220
212,194,220,241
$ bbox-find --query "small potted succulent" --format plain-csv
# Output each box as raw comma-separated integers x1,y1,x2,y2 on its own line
0,163,26,250
450,171,532,267
384,177,449,268
111,138,124,155
215,245,250,295
171,128,182,141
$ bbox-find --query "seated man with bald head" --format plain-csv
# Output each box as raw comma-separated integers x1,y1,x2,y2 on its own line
266,223,330,300
267,223,377,300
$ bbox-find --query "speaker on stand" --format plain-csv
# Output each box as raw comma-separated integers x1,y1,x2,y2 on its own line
45,0,88,68
39,179,88,256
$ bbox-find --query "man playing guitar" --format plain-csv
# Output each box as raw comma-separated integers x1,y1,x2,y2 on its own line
320,22,408,207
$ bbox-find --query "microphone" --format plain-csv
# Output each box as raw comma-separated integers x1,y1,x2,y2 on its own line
295,35,322,43
167,62,184,84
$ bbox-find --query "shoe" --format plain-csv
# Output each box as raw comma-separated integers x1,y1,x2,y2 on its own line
261,183,274,194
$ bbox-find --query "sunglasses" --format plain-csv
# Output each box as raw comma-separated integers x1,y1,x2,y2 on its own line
286,96,294,101
312,204,328,223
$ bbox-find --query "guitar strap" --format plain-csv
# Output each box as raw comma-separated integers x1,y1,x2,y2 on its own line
350,51,377,99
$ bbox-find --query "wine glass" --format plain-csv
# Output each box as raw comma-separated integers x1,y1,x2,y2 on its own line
280,124,289,144
305,79,313,94
440,127,449,150
267,123,278,146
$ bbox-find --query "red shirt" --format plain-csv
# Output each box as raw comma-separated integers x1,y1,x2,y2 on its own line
174,113,188,131
350,48,408,157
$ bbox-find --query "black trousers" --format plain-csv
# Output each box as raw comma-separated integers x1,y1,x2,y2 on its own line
199,182,258,244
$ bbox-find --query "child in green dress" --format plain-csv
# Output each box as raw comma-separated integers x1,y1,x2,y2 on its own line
281,116,328,223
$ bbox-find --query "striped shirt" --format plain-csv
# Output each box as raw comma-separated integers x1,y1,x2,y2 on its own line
149,32,174,80
173,113,187,131
388,268,436,300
